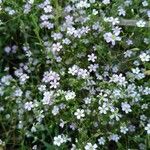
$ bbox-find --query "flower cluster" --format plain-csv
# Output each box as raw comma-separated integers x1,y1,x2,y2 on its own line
0,0,150,149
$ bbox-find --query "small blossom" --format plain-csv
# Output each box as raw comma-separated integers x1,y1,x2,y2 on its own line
53,135,64,146
84,143,97,150
142,1,148,7
136,20,146,27
65,91,76,100
88,53,97,62
102,0,110,5
145,123,150,134
120,126,128,134
42,91,54,105
52,106,59,116
103,32,121,45
44,5,52,13
52,43,63,52
121,102,132,114
139,53,150,62
24,101,34,111
98,137,106,145
108,134,120,142
74,109,85,119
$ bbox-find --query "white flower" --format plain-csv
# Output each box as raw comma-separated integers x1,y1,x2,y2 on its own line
70,123,76,130
120,126,128,134
84,97,92,104
98,103,109,114
32,145,37,150
136,20,146,27
14,88,23,97
92,22,100,30
105,17,120,25
139,143,146,150
52,42,62,52
1,75,12,85
88,64,99,72
145,123,150,134
144,38,149,44
142,1,148,7
110,74,127,86
28,0,34,4
139,53,150,62
67,27,76,35
50,80,59,89
59,119,65,128
140,115,147,121
68,65,79,76
111,17,120,25
141,104,148,109
126,39,133,45
53,135,64,146
77,69,89,79
143,87,150,95
84,143,97,150
103,32,121,45
65,91,76,100
90,0,95,3
44,5,52,13
62,38,71,45
88,53,97,62
42,70,60,84
71,144,77,150
52,106,59,116
102,0,110,5
8,9,16,15
19,74,29,84
38,85,46,92
133,60,140,66
74,109,85,119
112,26,122,36
128,125,136,132
40,15,50,21
118,6,126,16
98,137,105,145
42,91,54,105
0,87,4,96
0,139,5,146
147,10,150,18
108,134,120,142
40,21,54,29
110,111,122,121
124,50,133,58
51,33,63,40
24,101,34,111
53,134,70,146
31,126,36,133
132,67,140,74
121,102,132,114
76,1,90,9
4,46,11,53
92,9,98,15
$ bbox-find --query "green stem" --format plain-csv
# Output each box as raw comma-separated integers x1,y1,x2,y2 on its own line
54,0,62,31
